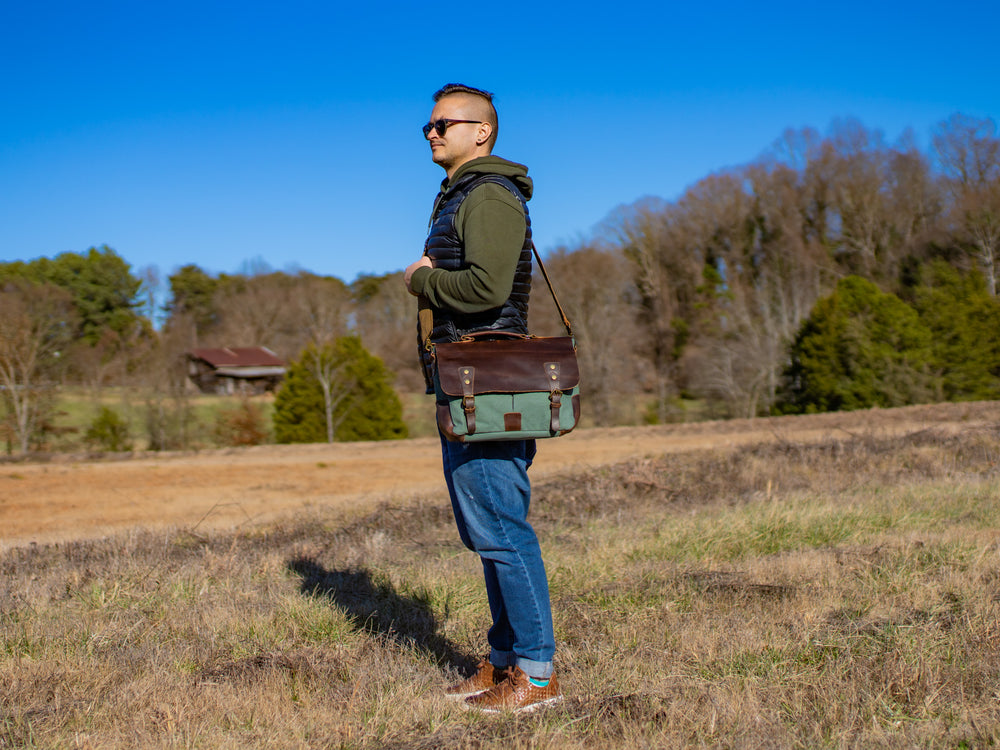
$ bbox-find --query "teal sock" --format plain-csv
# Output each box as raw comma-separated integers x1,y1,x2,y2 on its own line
528,676,550,688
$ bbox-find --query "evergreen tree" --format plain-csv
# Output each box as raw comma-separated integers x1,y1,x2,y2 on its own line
165,264,219,337
910,262,1000,400
273,336,407,443
0,246,143,344
778,276,937,413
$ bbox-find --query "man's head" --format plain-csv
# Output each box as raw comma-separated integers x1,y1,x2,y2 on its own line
425,83,499,178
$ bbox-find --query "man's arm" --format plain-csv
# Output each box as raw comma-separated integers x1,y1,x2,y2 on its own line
407,184,526,313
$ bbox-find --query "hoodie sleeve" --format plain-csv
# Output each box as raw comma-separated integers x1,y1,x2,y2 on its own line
409,182,526,313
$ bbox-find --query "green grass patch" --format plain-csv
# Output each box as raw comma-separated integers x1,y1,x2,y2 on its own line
628,480,1000,564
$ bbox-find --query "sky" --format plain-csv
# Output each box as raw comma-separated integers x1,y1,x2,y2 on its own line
2,1,998,290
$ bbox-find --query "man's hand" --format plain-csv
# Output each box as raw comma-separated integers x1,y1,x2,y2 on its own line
404,256,433,295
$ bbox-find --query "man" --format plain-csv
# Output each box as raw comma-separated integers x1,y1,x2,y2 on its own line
404,83,561,713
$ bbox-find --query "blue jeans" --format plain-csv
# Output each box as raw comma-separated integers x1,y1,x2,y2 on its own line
440,434,555,678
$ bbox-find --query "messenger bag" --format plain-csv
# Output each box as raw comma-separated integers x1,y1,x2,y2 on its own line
427,243,581,442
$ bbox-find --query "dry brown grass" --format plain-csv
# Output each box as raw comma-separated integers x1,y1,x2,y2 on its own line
2,409,1000,748
5,399,998,548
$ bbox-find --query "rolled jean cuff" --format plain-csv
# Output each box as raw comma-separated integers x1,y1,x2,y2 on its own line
490,649,515,669
515,657,553,679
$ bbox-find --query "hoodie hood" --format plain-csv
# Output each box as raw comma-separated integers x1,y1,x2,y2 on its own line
443,156,533,201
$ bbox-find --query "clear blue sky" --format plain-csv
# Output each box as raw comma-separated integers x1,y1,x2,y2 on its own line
2,1,997,286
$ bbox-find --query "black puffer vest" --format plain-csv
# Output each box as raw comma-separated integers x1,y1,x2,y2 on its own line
419,171,533,391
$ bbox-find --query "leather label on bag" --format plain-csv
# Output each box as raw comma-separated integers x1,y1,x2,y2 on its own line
504,413,522,431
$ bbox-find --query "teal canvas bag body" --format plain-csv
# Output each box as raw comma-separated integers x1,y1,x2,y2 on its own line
427,243,581,443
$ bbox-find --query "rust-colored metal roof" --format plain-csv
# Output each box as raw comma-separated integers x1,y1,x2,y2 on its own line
189,347,285,367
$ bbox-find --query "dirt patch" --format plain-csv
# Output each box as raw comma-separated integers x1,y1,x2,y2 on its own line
2,401,997,549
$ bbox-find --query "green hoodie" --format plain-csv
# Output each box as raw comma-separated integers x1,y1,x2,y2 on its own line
410,155,533,314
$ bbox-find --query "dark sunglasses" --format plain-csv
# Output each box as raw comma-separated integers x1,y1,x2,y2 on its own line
422,119,483,137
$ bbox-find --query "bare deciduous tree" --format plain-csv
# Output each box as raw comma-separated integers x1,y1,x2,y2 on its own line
827,120,893,278
933,114,1000,191
0,281,76,453
602,197,703,422
884,138,942,269
677,161,834,417
295,273,351,350
531,245,642,426
352,272,423,393
302,344,357,443
135,321,197,451
933,115,1000,295
958,187,1000,296
210,273,302,359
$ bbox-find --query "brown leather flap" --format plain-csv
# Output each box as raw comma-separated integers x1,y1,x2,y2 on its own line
435,336,579,396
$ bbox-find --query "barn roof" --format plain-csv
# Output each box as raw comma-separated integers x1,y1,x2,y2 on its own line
189,347,285,368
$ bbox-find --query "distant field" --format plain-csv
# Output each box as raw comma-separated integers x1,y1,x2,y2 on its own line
45,388,277,451
45,388,449,452
1,401,998,747
43,388,692,452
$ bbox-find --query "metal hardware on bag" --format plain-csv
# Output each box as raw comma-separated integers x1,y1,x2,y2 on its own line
545,362,561,390
546,362,562,433
459,365,477,434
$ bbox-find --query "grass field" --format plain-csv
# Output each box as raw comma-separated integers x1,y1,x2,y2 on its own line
2,415,999,747
44,388,444,452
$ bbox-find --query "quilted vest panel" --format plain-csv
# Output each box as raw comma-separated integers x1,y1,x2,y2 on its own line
418,172,533,391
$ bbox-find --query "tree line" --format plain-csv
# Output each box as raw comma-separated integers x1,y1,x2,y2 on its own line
2,113,998,452
533,113,1000,422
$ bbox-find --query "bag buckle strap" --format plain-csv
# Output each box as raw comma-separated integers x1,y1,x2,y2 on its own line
459,366,476,435
546,362,562,433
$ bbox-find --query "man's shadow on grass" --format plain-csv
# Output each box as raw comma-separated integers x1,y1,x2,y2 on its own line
287,556,475,672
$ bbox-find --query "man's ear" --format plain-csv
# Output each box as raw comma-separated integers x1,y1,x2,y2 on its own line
476,122,493,146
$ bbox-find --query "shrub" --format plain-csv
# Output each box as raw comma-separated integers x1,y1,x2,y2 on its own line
273,336,407,443
144,395,198,451
84,406,132,452
213,398,269,446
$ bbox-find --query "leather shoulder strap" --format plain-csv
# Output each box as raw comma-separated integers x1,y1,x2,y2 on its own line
531,242,573,337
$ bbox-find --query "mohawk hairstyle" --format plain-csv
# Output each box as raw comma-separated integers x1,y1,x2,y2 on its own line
432,83,499,150
432,83,494,102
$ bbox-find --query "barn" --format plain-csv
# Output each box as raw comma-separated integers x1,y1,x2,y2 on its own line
186,347,286,395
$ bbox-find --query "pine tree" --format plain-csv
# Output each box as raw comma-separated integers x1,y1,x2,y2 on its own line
273,336,407,443
910,262,1000,401
778,276,937,413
